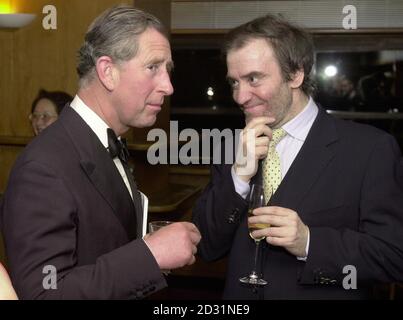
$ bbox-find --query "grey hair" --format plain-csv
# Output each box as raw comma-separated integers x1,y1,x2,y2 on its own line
77,5,168,87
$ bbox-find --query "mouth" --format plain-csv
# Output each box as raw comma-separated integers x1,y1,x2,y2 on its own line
242,104,267,115
147,104,162,112
147,101,164,112
243,104,260,110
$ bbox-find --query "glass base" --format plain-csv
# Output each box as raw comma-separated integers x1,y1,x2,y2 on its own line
239,273,268,286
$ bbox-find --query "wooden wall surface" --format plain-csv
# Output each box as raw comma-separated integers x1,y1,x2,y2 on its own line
0,0,132,193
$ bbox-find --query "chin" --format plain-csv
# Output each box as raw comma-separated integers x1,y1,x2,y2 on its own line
245,113,265,123
134,117,157,129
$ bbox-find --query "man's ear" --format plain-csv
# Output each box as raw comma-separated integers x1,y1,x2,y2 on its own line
289,69,305,89
95,56,119,91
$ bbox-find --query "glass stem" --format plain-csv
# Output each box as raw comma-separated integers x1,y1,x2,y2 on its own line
253,239,261,274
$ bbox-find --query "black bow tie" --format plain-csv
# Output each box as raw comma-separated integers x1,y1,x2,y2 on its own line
107,128,129,164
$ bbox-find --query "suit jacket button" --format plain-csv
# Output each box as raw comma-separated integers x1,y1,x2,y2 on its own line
313,268,323,284
227,208,240,224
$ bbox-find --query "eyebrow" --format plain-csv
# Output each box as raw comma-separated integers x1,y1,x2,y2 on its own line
227,71,265,81
147,58,174,73
166,60,174,73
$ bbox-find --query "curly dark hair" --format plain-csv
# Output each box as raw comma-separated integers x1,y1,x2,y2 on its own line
223,14,315,96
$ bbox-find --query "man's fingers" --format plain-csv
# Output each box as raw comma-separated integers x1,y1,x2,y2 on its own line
243,124,272,141
181,221,199,232
251,227,287,242
172,222,201,244
266,226,293,238
249,214,287,227
187,254,196,265
266,236,284,247
256,146,269,159
190,231,201,244
245,117,275,130
255,136,270,146
186,223,202,244
253,206,292,216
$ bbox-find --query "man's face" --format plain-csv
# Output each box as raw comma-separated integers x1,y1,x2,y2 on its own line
112,28,174,129
339,78,354,96
226,38,295,128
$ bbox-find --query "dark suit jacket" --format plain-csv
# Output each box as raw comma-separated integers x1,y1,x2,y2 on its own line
193,106,403,299
0,107,166,299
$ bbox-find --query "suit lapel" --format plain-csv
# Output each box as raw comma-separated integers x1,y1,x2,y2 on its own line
59,107,137,240
80,157,138,241
271,108,339,212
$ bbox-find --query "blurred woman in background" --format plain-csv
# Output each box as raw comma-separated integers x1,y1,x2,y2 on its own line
29,89,73,135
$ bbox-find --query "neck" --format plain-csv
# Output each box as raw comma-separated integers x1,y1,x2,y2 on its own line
276,89,309,128
292,89,309,115
77,82,128,136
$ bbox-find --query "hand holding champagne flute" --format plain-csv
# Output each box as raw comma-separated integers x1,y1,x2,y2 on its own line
248,184,271,240
248,210,270,241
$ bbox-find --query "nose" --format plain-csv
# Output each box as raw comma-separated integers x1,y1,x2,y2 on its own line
37,117,47,124
233,84,252,106
32,117,45,127
159,71,174,96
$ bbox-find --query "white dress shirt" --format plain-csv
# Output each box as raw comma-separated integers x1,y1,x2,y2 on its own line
232,97,319,259
70,95,133,199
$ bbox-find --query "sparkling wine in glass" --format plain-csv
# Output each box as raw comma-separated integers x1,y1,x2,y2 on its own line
239,184,269,286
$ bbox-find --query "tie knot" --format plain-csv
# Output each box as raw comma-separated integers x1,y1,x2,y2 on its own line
270,128,287,148
107,128,129,163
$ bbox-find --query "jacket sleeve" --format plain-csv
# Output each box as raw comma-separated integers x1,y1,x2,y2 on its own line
192,164,248,262
300,134,403,285
1,160,166,300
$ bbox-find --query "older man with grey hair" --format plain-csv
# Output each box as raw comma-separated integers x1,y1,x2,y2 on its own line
1,5,201,300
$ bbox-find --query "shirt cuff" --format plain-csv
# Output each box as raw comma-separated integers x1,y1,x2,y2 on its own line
231,165,251,199
296,228,310,262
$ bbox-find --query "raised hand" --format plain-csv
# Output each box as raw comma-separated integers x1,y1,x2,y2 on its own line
234,117,275,182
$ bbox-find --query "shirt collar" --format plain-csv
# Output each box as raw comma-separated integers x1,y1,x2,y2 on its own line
70,95,110,148
282,97,319,142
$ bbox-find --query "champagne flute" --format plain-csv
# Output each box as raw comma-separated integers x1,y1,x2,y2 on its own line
239,184,269,286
